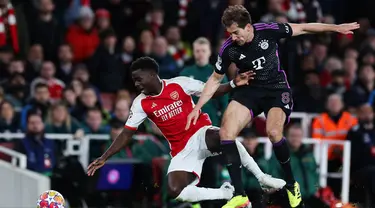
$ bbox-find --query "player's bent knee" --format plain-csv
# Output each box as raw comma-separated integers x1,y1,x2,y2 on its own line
219,127,236,140
267,129,282,142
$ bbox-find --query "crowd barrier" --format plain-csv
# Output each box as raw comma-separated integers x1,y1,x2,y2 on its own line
0,112,351,203
0,134,351,204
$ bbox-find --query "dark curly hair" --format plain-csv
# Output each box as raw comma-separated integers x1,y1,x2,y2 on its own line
130,57,159,74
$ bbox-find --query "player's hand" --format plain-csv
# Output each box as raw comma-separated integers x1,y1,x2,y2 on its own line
234,70,256,86
335,22,360,34
87,157,106,176
185,108,200,130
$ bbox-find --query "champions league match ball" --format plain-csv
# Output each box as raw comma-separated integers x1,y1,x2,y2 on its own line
36,190,65,208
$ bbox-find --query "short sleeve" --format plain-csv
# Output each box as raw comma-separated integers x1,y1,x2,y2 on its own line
169,76,205,97
254,22,293,40
214,41,232,75
124,96,147,130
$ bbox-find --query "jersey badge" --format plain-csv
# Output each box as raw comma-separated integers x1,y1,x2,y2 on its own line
259,39,269,50
239,54,246,60
151,102,157,108
170,91,179,100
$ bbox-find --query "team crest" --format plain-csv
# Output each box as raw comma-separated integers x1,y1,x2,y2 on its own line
259,39,269,50
170,91,179,100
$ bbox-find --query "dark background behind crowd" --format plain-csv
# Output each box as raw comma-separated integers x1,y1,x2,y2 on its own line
0,0,375,207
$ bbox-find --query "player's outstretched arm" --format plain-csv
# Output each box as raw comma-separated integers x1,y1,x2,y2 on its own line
87,128,135,176
213,70,255,98
185,72,224,129
289,22,360,36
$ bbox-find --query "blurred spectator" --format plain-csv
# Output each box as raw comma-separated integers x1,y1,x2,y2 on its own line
326,70,347,96
0,0,19,54
16,113,59,176
71,64,101,97
0,58,24,83
269,124,322,207
120,36,137,92
0,46,14,70
112,99,129,123
312,94,358,161
311,42,328,72
347,104,375,207
20,83,51,130
343,57,358,86
138,8,164,37
45,102,83,136
120,36,137,65
138,29,153,56
165,26,191,68
30,61,65,102
83,107,109,161
293,71,327,113
24,44,44,82
346,65,375,111
69,79,85,97
62,87,77,111
180,37,228,126
55,44,74,84
29,0,62,61
151,36,178,79
89,29,124,93
71,86,109,122
344,47,359,60
3,73,27,108
260,0,284,23
83,107,108,134
0,100,20,132
361,50,375,66
320,56,343,87
95,8,111,33
65,6,99,63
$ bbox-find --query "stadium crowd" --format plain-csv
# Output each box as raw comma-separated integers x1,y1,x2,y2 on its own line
0,0,375,207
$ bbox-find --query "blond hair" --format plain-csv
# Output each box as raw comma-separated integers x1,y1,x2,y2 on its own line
193,37,211,47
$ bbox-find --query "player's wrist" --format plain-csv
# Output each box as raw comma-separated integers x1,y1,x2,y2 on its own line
230,80,237,88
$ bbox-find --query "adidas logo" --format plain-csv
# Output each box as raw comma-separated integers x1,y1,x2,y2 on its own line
239,54,246,60
151,102,157,108
284,104,290,109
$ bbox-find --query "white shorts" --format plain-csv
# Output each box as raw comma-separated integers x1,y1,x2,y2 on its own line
167,125,219,185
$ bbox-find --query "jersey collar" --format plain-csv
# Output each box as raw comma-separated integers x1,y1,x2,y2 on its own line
148,80,165,98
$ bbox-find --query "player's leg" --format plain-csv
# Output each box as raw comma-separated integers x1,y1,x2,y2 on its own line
205,128,286,190
167,128,234,203
219,100,252,207
265,90,302,207
167,171,234,202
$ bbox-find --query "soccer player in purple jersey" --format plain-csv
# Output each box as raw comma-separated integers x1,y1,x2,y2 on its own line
186,5,359,208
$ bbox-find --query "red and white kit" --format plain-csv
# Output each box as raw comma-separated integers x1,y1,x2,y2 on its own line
125,76,216,184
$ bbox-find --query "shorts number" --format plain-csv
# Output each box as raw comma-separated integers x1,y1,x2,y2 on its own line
281,92,290,104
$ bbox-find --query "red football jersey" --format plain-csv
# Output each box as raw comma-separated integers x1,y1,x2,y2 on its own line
125,77,212,157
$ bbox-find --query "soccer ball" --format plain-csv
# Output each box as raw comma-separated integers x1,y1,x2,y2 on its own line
36,190,65,208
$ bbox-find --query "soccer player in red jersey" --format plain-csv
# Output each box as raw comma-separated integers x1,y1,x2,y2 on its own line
87,57,286,206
